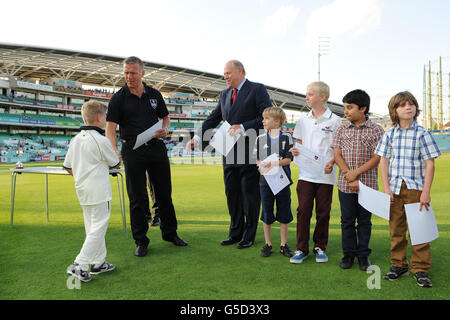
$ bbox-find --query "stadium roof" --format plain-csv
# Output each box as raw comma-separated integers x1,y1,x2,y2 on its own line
0,43,344,116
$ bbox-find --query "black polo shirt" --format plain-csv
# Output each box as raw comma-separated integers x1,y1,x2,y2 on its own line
107,82,169,140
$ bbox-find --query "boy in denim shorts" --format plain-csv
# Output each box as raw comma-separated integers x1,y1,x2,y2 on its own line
255,107,294,258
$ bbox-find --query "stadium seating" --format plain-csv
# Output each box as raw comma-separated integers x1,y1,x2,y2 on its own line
0,133,71,163
432,133,450,151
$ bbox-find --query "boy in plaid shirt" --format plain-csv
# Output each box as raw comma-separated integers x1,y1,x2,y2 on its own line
375,91,441,288
332,90,384,271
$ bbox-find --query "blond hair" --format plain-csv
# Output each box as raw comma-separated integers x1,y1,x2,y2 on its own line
81,100,107,125
263,106,287,126
307,81,330,102
388,91,421,126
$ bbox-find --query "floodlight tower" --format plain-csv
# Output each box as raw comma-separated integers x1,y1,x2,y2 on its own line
427,61,432,129
423,65,427,128
318,36,330,81
438,56,443,128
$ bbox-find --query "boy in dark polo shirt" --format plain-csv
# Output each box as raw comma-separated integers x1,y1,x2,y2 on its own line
254,107,294,258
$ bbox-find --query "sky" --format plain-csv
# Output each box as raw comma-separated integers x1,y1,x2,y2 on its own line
2,0,450,118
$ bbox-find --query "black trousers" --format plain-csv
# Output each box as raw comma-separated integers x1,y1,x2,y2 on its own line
223,164,261,243
338,191,372,258
122,139,177,247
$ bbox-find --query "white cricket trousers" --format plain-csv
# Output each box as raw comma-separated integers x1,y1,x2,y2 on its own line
75,201,111,270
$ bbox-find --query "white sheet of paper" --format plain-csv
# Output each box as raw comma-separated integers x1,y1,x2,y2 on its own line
133,120,163,150
209,121,240,156
259,153,291,195
358,181,391,220
293,143,326,176
405,203,439,246
258,153,280,176
263,167,291,195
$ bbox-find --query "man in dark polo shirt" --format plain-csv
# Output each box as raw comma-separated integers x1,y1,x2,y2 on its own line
106,56,187,257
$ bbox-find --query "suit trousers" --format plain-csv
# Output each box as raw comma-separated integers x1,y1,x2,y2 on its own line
390,182,431,273
75,201,110,271
296,180,333,255
338,191,372,258
223,164,261,242
122,140,178,247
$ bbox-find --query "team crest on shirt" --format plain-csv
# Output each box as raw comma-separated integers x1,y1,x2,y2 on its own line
149,99,158,109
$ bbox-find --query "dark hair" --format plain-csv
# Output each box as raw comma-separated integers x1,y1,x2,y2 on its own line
342,89,370,115
123,56,144,71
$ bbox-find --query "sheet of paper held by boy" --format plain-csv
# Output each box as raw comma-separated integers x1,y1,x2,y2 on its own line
209,121,241,156
293,143,326,176
405,203,439,246
259,153,291,195
357,181,390,220
133,120,163,150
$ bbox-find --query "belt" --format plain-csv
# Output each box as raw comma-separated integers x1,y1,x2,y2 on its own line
122,139,151,147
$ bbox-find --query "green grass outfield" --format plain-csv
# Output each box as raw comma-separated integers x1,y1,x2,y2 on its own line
0,153,449,300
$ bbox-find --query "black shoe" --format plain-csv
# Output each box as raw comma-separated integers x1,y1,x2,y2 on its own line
357,256,372,271
339,256,354,269
280,244,294,258
221,238,239,246
237,240,253,249
150,216,160,227
414,272,432,288
164,235,188,246
384,266,409,281
261,244,272,257
134,245,148,257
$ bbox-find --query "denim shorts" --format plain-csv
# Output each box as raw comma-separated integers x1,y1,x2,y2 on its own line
260,184,293,224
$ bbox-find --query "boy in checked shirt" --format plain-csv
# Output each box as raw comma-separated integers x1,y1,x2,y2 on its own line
376,91,440,288
332,90,384,271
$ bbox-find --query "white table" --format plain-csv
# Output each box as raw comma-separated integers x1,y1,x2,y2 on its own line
10,166,127,238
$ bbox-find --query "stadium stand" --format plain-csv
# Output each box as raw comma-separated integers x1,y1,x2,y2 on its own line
1,43,347,164
430,132,450,151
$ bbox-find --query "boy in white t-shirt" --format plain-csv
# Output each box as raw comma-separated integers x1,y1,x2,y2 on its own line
290,81,341,264
64,100,120,282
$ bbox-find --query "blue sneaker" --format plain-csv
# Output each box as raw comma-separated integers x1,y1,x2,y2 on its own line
314,247,328,263
290,250,308,264
67,263,92,282
90,261,115,275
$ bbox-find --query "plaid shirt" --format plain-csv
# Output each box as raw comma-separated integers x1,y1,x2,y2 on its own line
332,119,385,193
375,122,441,195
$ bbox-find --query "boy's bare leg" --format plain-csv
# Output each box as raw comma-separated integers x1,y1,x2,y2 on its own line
263,223,272,246
280,223,288,246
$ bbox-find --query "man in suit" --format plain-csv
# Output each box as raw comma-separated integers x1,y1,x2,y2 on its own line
186,60,272,249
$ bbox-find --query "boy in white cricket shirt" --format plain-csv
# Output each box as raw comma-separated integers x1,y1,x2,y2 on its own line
290,81,341,264
64,100,120,282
